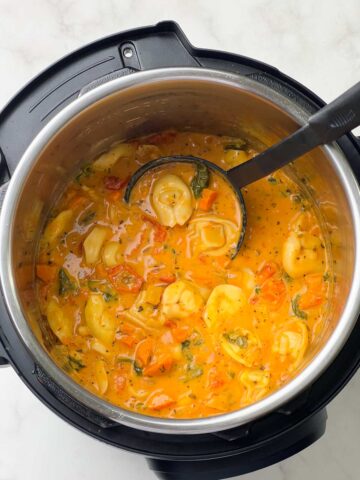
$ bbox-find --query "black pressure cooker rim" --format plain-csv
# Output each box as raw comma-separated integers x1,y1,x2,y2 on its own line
0,20,359,479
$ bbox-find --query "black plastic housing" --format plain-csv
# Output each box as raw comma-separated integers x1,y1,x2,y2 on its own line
0,21,359,480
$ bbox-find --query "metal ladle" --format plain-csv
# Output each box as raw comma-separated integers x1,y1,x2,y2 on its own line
125,81,360,256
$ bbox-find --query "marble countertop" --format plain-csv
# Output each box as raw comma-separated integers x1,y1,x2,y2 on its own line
0,1,359,479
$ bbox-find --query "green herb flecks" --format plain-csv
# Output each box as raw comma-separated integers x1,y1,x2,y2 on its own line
292,295,308,319
191,163,210,198
223,332,248,348
267,176,277,184
323,272,331,282
184,364,203,382
283,271,293,283
58,268,77,296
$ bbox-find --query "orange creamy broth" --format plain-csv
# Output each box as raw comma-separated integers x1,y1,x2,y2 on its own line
36,131,330,418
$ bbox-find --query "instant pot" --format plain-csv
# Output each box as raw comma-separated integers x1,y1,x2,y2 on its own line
0,22,359,480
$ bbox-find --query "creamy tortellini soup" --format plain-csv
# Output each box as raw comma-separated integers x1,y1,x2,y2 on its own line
36,131,330,418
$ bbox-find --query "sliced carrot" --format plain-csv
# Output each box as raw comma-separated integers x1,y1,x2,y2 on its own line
95,263,108,278
171,325,190,343
119,334,137,348
135,338,154,367
148,393,175,411
68,195,88,210
159,274,176,284
257,262,277,284
36,264,58,283
199,188,218,211
143,354,174,377
107,190,122,203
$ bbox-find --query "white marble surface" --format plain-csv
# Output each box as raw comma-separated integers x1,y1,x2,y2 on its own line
0,1,359,479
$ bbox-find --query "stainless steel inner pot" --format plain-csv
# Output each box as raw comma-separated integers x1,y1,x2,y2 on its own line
1,68,360,435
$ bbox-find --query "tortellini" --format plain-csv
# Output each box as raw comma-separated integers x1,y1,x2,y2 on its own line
92,143,135,171
240,369,270,403
124,285,165,329
203,284,246,328
94,359,108,394
221,328,261,367
85,294,116,345
102,241,123,267
44,209,73,245
282,231,323,278
272,320,309,371
161,280,204,319
83,226,111,265
46,299,73,344
189,215,239,256
151,174,193,227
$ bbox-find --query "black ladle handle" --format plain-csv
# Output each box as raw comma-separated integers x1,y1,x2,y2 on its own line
228,81,360,189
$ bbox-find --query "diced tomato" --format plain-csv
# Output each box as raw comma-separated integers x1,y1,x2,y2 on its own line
159,274,176,284
148,393,175,411
142,215,167,243
36,264,58,283
299,292,323,310
108,264,143,293
143,354,174,377
113,374,126,393
104,175,129,190
260,278,286,309
171,325,190,343
208,367,226,390
257,262,277,284
198,188,218,211
135,338,154,367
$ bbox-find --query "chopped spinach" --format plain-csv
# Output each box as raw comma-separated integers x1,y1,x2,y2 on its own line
181,339,191,350
58,268,77,296
191,163,210,198
224,139,247,151
75,164,92,184
133,361,143,376
64,355,85,372
323,272,330,282
79,211,96,225
291,295,308,319
184,364,203,382
223,332,248,348
282,271,293,283
254,285,261,295
103,291,118,302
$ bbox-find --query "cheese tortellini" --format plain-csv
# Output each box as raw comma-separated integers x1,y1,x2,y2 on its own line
221,328,261,367
44,209,73,245
83,226,111,265
203,284,246,328
92,143,135,171
161,280,204,319
125,285,165,329
272,320,309,371
240,369,270,403
46,299,73,344
151,174,193,227
102,241,123,267
282,231,323,278
85,294,116,345
189,215,239,256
